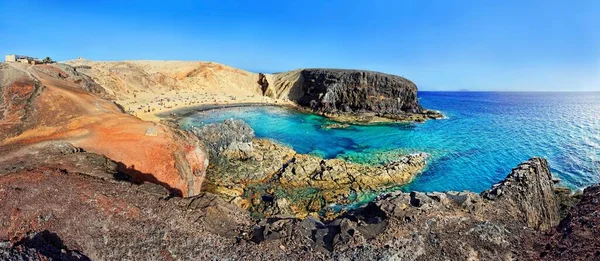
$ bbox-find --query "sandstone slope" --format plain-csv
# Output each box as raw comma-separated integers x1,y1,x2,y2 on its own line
0,63,207,196
64,60,290,121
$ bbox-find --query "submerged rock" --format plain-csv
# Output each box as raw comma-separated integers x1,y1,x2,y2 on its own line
195,120,429,219
192,119,255,161
321,123,350,129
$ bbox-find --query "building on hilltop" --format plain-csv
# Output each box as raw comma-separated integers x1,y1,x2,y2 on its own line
5,54,47,64
5,54,16,62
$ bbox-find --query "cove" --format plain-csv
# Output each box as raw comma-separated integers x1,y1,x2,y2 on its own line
181,91,600,193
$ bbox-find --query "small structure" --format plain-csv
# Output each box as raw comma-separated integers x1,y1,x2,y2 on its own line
5,54,16,62
5,54,44,64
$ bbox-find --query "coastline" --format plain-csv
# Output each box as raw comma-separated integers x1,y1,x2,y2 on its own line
152,100,445,126
1,61,595,259
155,101,300,121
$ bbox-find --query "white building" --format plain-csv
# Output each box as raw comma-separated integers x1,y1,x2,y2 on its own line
5,54,16,62
5,54,42,64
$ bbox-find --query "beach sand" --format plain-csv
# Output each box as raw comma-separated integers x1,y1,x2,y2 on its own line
64,60,293,122
122,89,293,121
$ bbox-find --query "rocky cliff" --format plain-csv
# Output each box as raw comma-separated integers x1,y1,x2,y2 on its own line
271,69,443,123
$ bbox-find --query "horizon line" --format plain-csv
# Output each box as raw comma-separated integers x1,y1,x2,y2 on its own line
419,90,600,93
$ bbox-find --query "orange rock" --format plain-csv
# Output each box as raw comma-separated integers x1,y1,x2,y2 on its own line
1,63,208,196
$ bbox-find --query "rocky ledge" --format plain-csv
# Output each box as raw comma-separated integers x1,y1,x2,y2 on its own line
271,69,444,123
1,138,589,260
192,119,428,219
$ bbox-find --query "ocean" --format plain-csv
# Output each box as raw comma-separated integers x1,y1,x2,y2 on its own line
181,92,600,193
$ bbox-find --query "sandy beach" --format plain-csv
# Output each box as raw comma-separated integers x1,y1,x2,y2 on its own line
63,60,294,121
121,89,293,121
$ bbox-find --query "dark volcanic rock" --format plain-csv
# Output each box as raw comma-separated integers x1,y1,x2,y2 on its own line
541,184,600,260
293,69,422,114
0,230,90,261
482,158,559,230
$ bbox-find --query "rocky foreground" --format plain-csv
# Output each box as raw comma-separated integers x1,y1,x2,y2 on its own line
0,142,594,260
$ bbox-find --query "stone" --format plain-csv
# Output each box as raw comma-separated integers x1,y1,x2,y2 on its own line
481,158,559,230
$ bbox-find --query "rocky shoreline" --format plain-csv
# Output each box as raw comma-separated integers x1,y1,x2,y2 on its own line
1,61,596,260
0,143,590,260
190,119,429,219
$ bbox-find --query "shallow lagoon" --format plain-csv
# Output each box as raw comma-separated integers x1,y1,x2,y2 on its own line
181,92,600,193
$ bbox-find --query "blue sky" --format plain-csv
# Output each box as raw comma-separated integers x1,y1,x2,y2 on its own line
1,0,598,91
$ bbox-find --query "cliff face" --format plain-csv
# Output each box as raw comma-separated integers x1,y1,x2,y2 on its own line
272,69,432,114
482,158,560,230
271,69,442,123
299,69,421,114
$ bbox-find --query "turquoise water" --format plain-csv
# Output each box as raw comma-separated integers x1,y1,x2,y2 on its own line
181,92,600,193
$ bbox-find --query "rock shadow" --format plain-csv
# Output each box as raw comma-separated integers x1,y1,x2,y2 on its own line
15,230,91,260
115,162,183,196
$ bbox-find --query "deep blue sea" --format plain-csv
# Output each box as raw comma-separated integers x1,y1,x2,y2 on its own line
181,92,600,193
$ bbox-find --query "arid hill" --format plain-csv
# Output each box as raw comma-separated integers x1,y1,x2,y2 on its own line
0,62,207,196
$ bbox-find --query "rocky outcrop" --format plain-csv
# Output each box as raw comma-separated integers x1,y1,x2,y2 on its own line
0,140,587,260
482,158,559,230
257,73,269,96
1,63,209,197
272,69,443,123
0,147,255,260
196,121,429,219
252,157,561,260
541,184,600,260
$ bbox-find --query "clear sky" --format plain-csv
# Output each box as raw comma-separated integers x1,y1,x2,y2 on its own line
1,0,598,91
